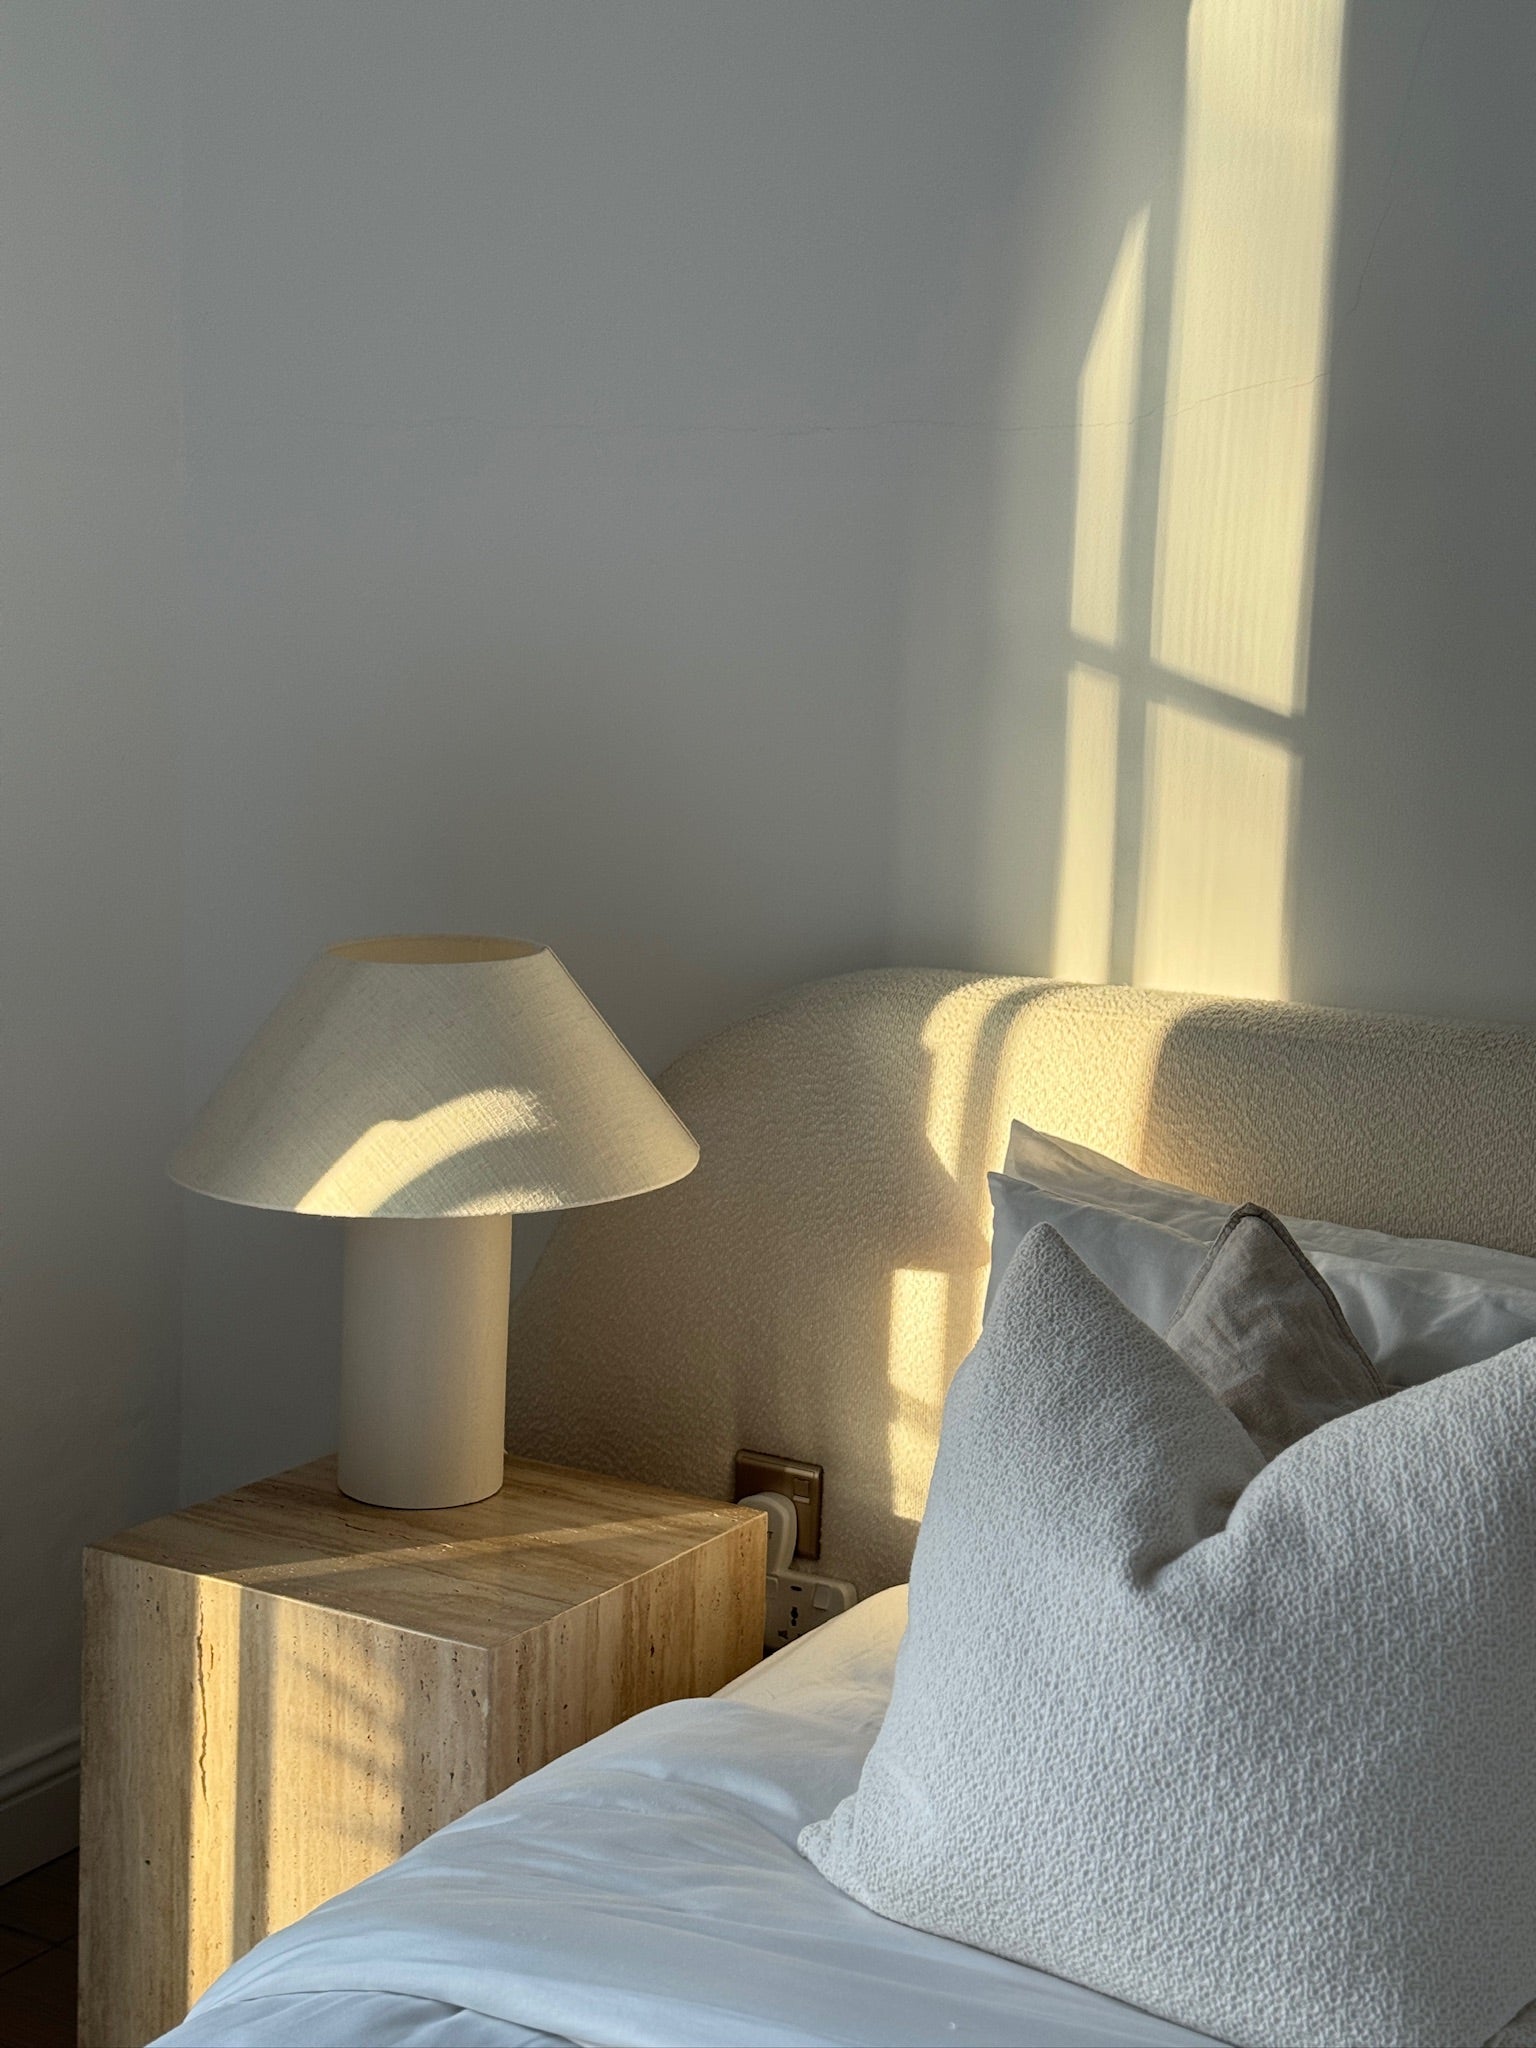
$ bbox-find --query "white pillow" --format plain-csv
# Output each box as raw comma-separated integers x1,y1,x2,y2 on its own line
989,1122,1536,1385
802,1224,1536,2048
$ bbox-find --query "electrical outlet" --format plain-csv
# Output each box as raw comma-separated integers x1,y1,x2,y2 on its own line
734,1449,822,1558
765,1566,857,1650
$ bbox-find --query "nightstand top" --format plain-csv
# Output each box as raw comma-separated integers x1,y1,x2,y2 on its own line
91,1456,761,1649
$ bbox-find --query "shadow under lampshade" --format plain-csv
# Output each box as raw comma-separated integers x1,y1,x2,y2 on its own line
170,935,698,1509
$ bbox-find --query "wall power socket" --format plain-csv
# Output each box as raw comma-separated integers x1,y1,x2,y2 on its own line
738,1488,858,1651
764,1565,858,1650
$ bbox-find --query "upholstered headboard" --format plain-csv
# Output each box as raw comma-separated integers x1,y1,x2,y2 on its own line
507,971,1536,1593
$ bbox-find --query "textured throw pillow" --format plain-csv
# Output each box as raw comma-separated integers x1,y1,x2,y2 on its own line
801,1224,1536,2048
1167,1202,1388,1459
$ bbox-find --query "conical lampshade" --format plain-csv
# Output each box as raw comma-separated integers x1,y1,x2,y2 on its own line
171,935,699,1219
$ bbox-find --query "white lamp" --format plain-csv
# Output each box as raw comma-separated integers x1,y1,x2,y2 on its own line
170,935,698,1509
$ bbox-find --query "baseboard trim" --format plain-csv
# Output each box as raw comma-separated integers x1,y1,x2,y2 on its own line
0,1730,80,1885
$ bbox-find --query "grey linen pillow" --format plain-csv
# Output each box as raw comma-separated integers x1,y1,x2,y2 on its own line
800,1224,1536,2048
1167,1202,1388,1459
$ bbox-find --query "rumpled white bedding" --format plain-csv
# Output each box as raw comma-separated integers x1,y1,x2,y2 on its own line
154,1588,1220,2048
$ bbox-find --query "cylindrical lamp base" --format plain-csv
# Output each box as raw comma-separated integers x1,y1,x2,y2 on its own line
338,1214,513,1509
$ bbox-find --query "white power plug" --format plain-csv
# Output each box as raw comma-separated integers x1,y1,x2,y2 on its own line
738,1490,858,1652
738,1489,798,1573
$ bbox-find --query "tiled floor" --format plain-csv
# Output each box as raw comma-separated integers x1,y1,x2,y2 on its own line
0,1852,78,2048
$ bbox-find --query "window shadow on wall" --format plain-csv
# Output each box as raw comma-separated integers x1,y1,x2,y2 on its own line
1056,0,1345,1003
894,0,1349,1007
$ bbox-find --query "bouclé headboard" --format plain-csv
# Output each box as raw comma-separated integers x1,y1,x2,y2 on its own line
507,971,1536,1593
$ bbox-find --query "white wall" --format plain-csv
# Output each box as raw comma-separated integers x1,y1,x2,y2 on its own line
1301,0,1536,1020
172,0,1536,1506
890,0,1536,1025
5,0,1536,1871
171,0,1057,1499
0,1,185,1879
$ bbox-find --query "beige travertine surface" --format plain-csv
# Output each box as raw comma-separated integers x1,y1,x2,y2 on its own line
79,1456,763,2048
509,970,1536,1594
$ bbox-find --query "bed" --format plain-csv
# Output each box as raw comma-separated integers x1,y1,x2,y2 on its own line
149,971,1536,2046
157,1586,1218,2046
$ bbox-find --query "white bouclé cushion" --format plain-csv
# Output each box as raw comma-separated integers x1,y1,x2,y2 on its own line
801,1224,1536,2048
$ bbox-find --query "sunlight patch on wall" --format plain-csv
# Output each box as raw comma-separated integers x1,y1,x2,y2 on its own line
1134,701,1297,998
1072,209,1148,648
1151,0,1345,714
1051,665,1121,982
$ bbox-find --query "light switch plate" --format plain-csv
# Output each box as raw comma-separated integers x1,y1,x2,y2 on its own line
734,1450,822,1559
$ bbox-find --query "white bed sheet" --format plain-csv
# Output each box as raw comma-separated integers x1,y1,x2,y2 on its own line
155,1588,1221,2048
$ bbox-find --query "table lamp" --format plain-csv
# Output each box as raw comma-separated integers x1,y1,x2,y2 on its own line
170,935,698,1509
